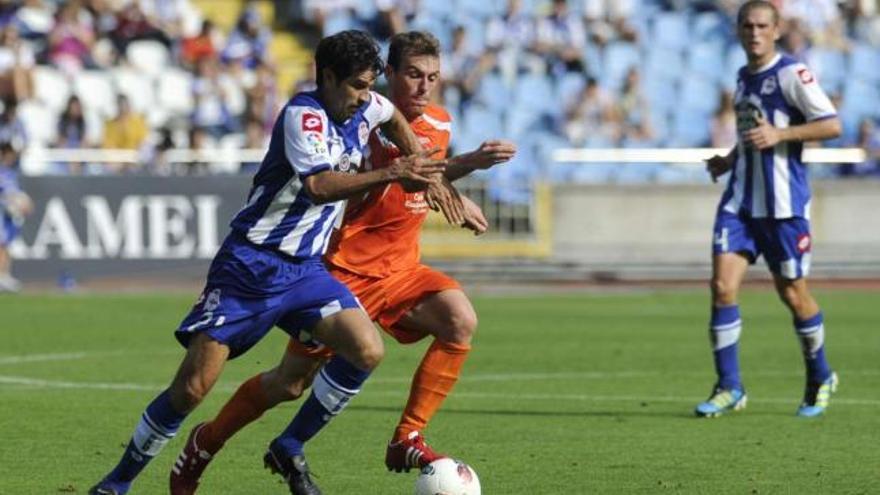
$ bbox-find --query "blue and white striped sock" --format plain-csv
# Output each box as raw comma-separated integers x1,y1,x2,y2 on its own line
101,389,185,493
794,312,831,383
274,356,370,457
710,305,743,391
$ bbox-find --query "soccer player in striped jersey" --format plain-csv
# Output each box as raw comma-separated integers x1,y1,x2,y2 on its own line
697,1,842,418
89,30,447,495
168,31,515,494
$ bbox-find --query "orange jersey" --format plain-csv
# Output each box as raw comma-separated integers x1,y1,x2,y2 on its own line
325,104,451,277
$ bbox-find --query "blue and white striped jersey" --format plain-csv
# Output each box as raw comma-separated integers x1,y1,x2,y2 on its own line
230,90,394,259
720,54,836,219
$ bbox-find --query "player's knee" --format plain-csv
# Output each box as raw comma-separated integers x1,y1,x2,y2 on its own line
280,377,310,401
445,307,478,344
351,339,384,371
171,381,209,411
710,277,737,305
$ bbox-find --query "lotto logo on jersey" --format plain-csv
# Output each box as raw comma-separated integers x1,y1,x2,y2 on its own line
797,234,812,253
302,112,323,132
797,68,815,84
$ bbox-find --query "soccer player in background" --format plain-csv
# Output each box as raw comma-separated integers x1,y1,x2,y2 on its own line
697,1,842,418
168,31,516,494
0,141,32,292
89,30,448,495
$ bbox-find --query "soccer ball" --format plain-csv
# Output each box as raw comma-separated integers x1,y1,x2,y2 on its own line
414,458,481,495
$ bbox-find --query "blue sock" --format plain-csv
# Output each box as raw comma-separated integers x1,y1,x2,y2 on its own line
274,356,370,456
710,305,743,390
794,312,831,383
100,389,186,493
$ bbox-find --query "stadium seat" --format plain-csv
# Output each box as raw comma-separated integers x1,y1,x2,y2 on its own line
692,12,726,41
156,68,195,117
678,76,719,115
125,40,170,79
455,0,504,20
475,72,511,112
847,43,880,83
602,42,641,90
643,76,678,115
670,109,711,147
686,41,726,83
110,68,155,114
73,71,117,118
17,101,56,145
512,73,555,113
644,46,685,84
555,72,586,110
32,66,71,113
651,12,690,51
841,79,880,129
322,11,359,36
810,48,846,91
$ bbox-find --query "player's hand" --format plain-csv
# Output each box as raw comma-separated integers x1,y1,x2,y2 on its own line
460,195,488,235
742,114,782,150
705,154,733,183
388,147,447,184
426,178,465,226
466,140,517,170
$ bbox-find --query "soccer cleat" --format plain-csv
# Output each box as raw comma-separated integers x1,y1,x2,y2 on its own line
88,484,121,495
170,422,213,495
796,372,839,418
263,440,322,495
694,386,747,418
385,431,444,473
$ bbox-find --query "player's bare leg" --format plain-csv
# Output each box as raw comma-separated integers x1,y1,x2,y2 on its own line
696,253,750,417
386,289,477,472
773,275,837,417
91,334,228,495
265,308,383,495
171,351,323,495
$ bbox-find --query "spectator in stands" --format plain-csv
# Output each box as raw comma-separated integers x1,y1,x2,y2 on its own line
14,0,55,42
0,99,27,154
839,118,880,177
618,68,654,144
298,0,357,35
781,19,811,61
243,59,279,133
185,125,210,175
191,56,236,138
102,94,148,172
783,0,848,48
534,0,588,75
583,0,639,44
0,24,34,102
110,1,172,54
564,77,620,145
371,0,417,40
221,7,270,69
710,90,737,148
137,0,191,43
180,19,217,68
143,125,175,176
443,25,492,113
54,95,88,174
239,116,265,174
47,0,96,75
486,0,542,83
0,140,32,292
0,0,18,28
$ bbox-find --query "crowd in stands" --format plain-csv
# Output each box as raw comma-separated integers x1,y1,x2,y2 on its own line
0,0,876,184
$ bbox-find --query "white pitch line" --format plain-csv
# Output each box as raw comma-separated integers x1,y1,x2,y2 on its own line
0,352,93,365
1,374,878,406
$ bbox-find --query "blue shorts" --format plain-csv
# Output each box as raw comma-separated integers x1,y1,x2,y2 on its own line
0,214,19,246
712,210,813,280
175,233,362,359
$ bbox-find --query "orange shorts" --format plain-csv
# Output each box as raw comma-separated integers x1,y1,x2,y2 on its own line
286,263,460,358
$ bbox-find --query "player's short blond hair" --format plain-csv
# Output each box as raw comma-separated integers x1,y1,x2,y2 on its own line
737,0,780,26
387,31,440,71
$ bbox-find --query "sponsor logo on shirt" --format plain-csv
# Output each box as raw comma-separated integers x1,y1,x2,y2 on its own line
404,191,429,213
302,112,323,132
305,131,327,155
797,67,815,84
797,234,811,253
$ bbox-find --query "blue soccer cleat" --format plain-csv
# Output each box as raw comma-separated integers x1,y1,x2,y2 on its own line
695,386,747,417
796,372,838,418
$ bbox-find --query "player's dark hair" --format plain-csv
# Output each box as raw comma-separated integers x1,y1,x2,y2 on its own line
387,31,441,71
737,0,780,26
314,30,384,89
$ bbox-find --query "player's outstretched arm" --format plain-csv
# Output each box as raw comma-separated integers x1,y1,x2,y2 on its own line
380,107,423,155
445,140,517,182
460,195,488,235
425,176,465,226
742,114,841,151
304,150,446,204
705,147,737,183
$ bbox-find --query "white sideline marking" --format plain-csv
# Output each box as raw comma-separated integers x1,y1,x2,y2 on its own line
0,374,877,406
0,352,93,365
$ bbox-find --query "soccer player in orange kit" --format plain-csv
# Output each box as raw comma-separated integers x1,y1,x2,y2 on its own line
169,31,516,494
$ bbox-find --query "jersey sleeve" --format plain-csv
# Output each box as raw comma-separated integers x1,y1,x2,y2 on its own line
283,105,333,178
779,63,837,122
363,91,395,131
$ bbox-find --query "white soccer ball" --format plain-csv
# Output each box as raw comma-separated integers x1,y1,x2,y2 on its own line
415,458,481,495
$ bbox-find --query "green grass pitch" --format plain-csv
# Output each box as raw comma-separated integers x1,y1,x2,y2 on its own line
1,289,878,494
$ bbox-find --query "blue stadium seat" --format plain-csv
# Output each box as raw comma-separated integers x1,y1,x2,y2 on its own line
651,12,690,51
841,79,880,130
644,46,684,83
810,48,846,91
322,12,358,36
462,104,504,142
455,0,504,20
847,43,880,82
670,109,711,147
643,77,677,115
555,72,586,109
687,41,726,83
417,0,452,21
475,72,511,112
602,42,641,90
505,105,544,137
723,45,747,90
512,73,555,112
692,12,726,41
678,76,719,114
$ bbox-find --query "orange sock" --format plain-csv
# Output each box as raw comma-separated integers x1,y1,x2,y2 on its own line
394,340,471,441
199,373,270,454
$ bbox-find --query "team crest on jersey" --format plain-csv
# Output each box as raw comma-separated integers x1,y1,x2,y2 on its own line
797,67,815,84
338,153,351,172
797,234,812,253
760,76,777,95
302,112,323,132
358,121,369,146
